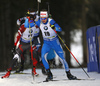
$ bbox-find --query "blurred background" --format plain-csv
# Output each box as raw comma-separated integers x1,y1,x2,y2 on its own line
0,0,100,71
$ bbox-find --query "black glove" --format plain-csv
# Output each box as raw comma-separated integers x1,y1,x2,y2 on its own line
50,25,55,30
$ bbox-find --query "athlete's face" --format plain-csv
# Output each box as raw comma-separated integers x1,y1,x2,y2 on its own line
41,17,48,23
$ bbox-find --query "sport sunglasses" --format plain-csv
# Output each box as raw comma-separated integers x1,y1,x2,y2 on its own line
41,18,47,20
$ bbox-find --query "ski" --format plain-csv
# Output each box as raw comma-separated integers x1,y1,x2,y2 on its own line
0,72,30,76
31,79,59,84
43,79,59,82
12,72,30,74
76,78,95,80
62,78,95,81
36,78,95,83
12,72,39,77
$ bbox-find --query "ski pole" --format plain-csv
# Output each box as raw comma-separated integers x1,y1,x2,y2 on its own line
46,2,50,14
28,18,35,80
56,33,90,78
37,0,41,16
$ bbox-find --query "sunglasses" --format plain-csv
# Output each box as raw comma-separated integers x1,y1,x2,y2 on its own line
41,18,47,20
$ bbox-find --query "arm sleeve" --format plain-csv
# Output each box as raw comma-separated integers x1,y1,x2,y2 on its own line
14,24,25,46
25,18,40,28
17,17,26,26
50,19,62,32
24,18,29,28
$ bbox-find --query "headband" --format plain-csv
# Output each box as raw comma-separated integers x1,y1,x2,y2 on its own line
40,11,48,17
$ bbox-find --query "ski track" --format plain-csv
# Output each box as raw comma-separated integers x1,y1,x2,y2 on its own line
0,68,100,86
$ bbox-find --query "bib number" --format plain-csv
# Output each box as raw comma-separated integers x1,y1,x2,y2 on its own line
44,32,50,36
28,34,32,37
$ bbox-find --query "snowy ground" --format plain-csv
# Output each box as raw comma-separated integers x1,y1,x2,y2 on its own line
0,68,100,86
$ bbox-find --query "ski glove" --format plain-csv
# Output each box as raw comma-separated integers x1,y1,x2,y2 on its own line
50,25,55,30
50,25,57,33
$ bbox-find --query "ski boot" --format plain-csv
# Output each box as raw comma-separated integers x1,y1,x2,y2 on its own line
15,65,24,73
1,68,12,79
32,67,39,77
66,70,77,80
46,69,53,81
39,62,47,75
41,67,47,75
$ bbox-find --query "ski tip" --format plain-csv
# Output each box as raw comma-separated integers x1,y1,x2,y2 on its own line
77,78,95,80
87,78,95,80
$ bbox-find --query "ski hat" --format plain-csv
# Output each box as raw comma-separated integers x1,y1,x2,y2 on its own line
40,11,48,18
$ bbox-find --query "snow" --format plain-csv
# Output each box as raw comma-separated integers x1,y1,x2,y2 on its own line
0,68,100,86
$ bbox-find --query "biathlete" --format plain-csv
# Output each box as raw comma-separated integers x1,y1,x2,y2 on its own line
1,10,45,78
15,9,44,74
25,9,77,81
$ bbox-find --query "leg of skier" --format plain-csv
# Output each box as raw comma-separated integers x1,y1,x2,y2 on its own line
1,42,34,78
37,47,47,75
46,49,56,68
52,39,77,80
30,45,39,77
1,53,20,78
41,43,53,81
33,37,47,75
1,43,25,78
15,53,25,73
